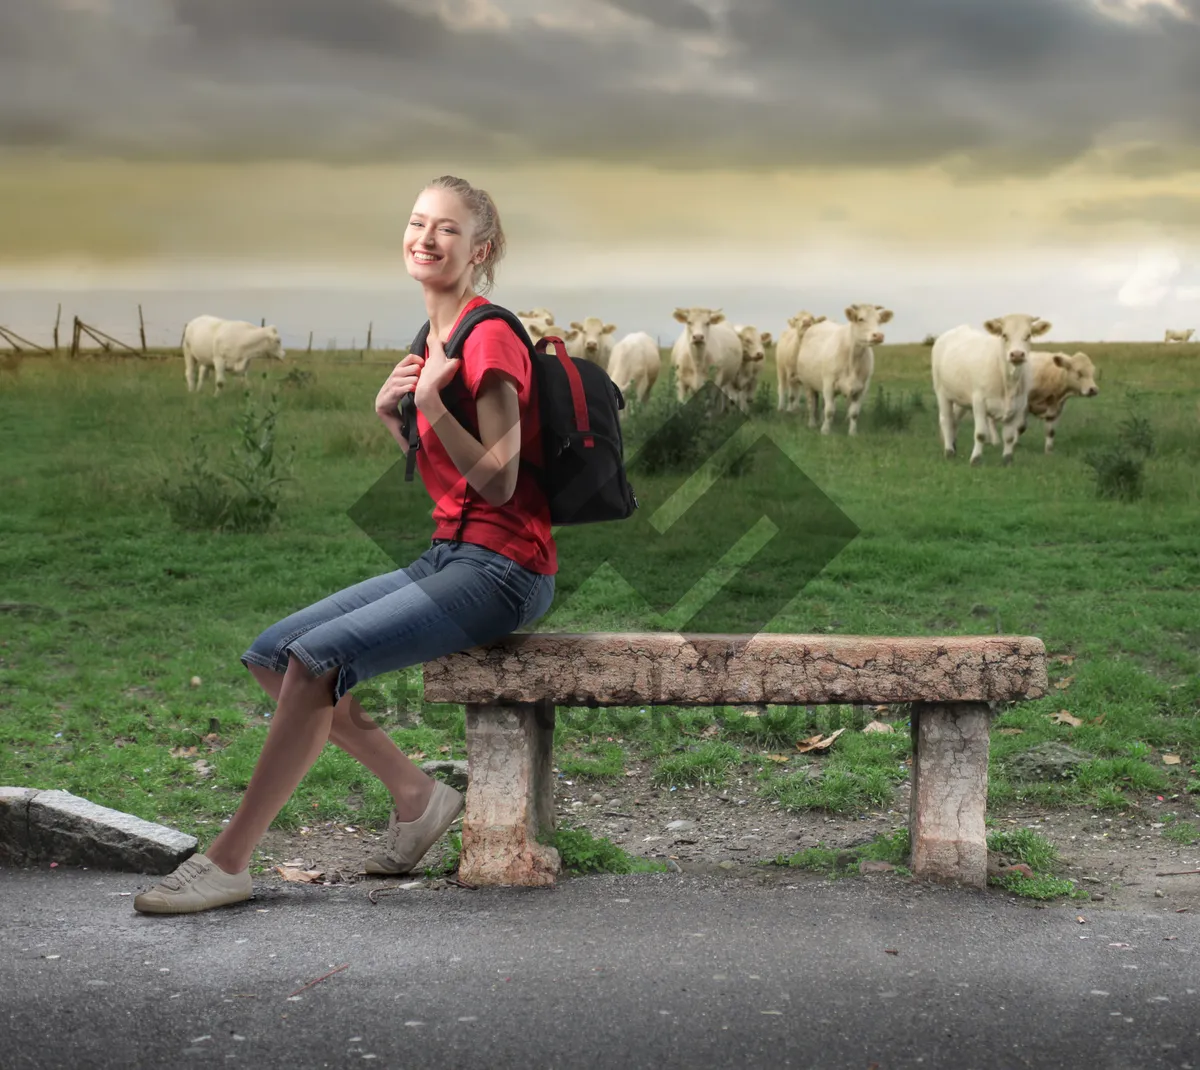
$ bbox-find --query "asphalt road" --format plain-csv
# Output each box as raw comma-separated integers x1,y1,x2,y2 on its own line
1,866,1197,1070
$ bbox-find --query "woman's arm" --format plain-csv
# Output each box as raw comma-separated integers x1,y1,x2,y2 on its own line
420,369,523,507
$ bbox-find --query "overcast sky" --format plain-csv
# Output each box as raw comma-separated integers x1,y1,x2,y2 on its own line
2,0,1199,342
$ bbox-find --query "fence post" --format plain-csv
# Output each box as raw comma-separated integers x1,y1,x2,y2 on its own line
53,303,62,354
366,321,373,352
138,304,148,354
261,317,266,328
71,317,81,359
307,330,313,354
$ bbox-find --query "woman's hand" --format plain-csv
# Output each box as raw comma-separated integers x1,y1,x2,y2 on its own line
413,333,462,413
375,352,425,418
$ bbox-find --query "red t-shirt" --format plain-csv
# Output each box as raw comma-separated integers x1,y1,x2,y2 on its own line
414,296,557,575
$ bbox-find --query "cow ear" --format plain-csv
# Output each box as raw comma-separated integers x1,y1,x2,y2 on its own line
814,315,827,324
570,321,583,331
603,322,616,334
787,316,799,328
984,318,1003,336
710,310,725,324
878,309,894,324
761,332,773,346
673,308,688,322
1053,354,1067,368
1032,318,1052,336
1073,351,1088,360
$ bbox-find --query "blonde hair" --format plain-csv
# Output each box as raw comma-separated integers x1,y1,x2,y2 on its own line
426,175,506,296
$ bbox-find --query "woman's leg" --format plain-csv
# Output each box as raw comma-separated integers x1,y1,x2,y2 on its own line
245,663,433,822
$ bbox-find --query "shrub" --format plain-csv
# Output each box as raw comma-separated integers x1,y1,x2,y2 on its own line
1084,405,1155,502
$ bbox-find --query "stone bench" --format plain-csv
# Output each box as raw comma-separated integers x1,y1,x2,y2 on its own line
422,633,1048,891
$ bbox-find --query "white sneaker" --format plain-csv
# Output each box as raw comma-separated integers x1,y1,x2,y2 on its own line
362,781,465,876
133,853,253,915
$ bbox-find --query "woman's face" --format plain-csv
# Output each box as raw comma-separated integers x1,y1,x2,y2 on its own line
404,187,486,292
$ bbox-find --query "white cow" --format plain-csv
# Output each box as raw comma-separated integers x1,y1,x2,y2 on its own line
729,325,773,413
606,331,661,419
1013,350,1099,453
563,316,617,370
183,315,286,395
793,303,893,434
517,308,557,345
930,313,1052,465
670,306,742,411
1164,328,1195,343
774,311,826,413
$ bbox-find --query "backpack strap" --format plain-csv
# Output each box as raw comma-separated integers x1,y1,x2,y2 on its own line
399,321,432,483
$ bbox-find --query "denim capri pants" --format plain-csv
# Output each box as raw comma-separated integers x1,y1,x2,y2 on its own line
241,539,555,704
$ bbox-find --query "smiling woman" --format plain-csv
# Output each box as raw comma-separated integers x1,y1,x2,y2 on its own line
131,175,558,915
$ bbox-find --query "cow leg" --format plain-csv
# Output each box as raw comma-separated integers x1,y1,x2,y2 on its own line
213,356,226,395
936,392,957,458
1042,405,1062,453
184,350,197,393
847,388,864,436
1000,417,1021,465
195,363,208,393
804,388,819,427
969,396,989,466
776,362,789,412
985,415,1000,445
820,384,837,435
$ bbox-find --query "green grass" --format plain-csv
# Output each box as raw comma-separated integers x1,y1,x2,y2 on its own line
986,827,1089,900
1,343,1198,854
768,828,912,876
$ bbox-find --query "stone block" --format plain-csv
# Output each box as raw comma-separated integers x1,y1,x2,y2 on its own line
0,787,39,865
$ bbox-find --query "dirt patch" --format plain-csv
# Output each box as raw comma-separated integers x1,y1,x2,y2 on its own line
255,768,1200,912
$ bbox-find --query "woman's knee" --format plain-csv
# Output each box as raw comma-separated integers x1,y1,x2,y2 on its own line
246,662,285,702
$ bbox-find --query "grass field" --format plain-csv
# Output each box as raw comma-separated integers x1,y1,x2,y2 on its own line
1,340,1198,847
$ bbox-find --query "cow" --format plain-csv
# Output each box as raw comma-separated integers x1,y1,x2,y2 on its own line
1013,350,1099,453
930,313,1052,465
792,303,893,434
517,308,557,344
1164,328,1195,343
563,316,617,370
606,331,662,419
774,311,826,413
183,315,286,395
730,325,773,412
670,306,742,410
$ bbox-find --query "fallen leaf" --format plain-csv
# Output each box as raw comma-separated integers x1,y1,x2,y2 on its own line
1163,754,1182,765
873,705,890,713
766,754,791,763
1076,915,1087,924
1053,654,1076,666
170,746,198,759
700,724,720,739
1054,675,1076,691
996,728,1025,736
796,728,846,753
437,745,451,754
1051,710,1083,728
884,948,899,956
741,709,760,718
1090,713,1106,727
275,866,325,883
408,751,426,761
862,721,894,735
192,759,213,777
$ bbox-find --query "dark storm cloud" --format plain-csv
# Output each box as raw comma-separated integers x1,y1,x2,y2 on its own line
1,0,1197,174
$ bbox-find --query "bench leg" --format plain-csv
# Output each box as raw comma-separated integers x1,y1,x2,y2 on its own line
459,700,561,888
908,701,991,889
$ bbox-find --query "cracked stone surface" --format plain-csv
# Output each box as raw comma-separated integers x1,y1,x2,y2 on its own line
908,703,991,889
459,704,561,888
0,787,196,874
424,633,1048,706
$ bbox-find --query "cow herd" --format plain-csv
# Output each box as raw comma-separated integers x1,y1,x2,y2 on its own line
521,304,1102,466
179,303,1112,466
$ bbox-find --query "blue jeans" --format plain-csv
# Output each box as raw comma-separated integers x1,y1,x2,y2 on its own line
241,539,555,703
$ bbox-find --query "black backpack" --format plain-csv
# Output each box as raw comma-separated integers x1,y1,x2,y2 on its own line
398,303,638,529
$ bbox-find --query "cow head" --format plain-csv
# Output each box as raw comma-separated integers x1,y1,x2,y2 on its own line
845,303,893,346
673,306,725,351
1054,351,1099,397
736,325,767,365
984,313,1052,366
569,316,617,359
265,325,286,361
788,311,825,333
